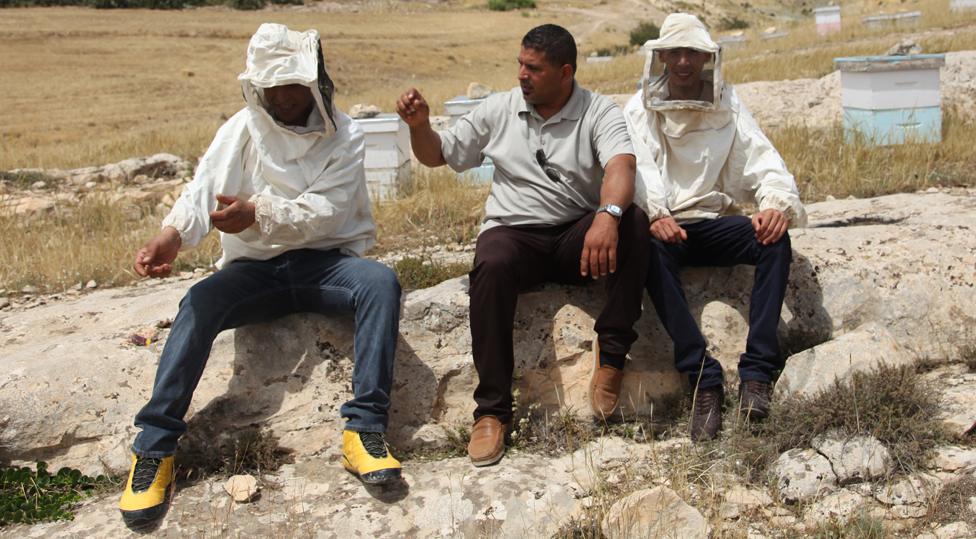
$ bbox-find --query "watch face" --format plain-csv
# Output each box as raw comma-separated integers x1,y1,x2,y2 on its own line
606,204,623,217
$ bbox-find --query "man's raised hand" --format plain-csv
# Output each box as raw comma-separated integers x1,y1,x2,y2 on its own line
752,208,788,245
396,88,430,128
650,216,687,243
134,226,182,278
210,194,256,234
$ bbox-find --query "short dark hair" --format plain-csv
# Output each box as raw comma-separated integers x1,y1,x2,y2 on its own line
521,24,577,74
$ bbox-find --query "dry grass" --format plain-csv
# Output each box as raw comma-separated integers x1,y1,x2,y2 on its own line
0,5,573,171
0,195,221,293
372,166,488,252
772,109,976,202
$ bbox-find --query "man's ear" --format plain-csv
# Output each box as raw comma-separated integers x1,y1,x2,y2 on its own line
561,64,574,82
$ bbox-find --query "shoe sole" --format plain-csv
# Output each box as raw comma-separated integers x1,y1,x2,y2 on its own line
342,456,402,485
120,483,174,533
469,448,505,467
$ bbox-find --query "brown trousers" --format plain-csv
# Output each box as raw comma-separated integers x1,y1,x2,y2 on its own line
468,206,650,422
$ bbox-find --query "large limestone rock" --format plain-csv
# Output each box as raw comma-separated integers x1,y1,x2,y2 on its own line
770,449,837,504
1,191,975,478
812,433,893,485
602,485,710,539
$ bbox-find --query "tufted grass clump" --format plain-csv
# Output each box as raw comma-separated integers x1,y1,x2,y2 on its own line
177,428,292,480
724,363,948,481
0,462,115,526
393,256,470,290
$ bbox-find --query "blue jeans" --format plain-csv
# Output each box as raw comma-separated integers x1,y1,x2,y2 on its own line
131,248,401,457
645,216,792,389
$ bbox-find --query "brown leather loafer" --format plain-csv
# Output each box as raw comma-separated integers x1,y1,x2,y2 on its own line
739,379,772,421
467,415,506,467
589,340,623,420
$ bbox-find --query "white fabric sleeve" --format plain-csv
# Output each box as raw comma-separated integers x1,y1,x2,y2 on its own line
726,97,808,228
250,121,367,246
438,98,493,172
623,93,671,222
162,112,250,249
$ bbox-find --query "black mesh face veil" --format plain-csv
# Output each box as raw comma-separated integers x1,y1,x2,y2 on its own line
316,40,338,132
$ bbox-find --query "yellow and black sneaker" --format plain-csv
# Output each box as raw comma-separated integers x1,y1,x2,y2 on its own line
341,430,402,485
119,453,176,532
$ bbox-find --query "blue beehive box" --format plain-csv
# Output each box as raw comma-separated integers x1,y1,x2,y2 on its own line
444,95,495,183
834,54,945,145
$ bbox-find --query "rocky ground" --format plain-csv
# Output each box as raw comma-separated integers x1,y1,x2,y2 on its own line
2,189,975,537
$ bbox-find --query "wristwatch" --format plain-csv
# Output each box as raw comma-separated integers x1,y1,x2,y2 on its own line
597,203,623,220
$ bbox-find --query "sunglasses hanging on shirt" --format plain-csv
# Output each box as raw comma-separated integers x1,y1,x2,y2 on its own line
535,149,563,183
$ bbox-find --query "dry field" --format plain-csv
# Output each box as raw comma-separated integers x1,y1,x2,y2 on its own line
2,0,976,294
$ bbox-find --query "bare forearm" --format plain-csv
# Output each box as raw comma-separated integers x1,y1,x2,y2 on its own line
600,154,636,208
409,122,447,167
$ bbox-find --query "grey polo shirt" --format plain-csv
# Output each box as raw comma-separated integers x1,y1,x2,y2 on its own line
439,83,634,233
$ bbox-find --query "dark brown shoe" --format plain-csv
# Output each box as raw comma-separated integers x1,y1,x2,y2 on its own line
739,380,772,421
589,340,623,419
468,416,506,467
690,385,724,442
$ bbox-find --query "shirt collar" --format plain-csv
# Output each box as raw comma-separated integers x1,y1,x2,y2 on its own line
518,81,586,122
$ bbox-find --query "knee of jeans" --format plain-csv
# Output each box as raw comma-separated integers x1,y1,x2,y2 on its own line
364,264,402,302
180,280,224,315
765,231,792,257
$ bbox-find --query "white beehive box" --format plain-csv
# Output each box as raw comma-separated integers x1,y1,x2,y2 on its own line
354,113,411,200
834,54,945,145
717,34,747,49
951,0,976,10
862,11,922,29
813,6,842,36
443,95,494,182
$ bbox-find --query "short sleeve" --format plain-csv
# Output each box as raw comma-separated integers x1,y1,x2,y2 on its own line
438,99,494,172
591,98,635,168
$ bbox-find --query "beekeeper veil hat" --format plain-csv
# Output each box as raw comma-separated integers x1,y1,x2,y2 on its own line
641,13,724,111
238,23,338,137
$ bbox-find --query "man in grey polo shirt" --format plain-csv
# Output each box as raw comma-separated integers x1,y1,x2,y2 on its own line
397,24,649,466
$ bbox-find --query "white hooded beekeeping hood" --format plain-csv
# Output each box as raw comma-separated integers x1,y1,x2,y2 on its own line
162,22,376,268
642,13,723,113
239,23,339,158
624,13,807,228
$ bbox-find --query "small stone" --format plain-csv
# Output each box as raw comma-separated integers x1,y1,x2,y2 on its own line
933,522,972,539
72,282,83,291
85,181,97,189
926,187,940,193
886,39,922,56
931,445,976,472
803,489,867,527
466,82,492,99
969,496,976,515
770,448,837,504
21,285,38,295
349,103,381,119
887,504,926,519
0,297,9,309
31,181,47,190
85,280,98,290
224,474,258,503
602,486,710,539
812,433,892,484
875,473,941,506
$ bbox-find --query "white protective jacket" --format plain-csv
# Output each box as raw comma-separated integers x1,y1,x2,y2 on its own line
625,14,807,227
163,23,375,268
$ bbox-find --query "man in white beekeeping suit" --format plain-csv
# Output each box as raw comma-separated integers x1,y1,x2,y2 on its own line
623,13,807,442
118,24,403,532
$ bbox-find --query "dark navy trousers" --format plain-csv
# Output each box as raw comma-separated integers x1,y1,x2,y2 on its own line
645,215,792,389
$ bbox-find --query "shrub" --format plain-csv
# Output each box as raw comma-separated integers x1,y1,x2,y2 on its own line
719,16,750,30
487,0,535,11
229,0,264,9
629,21,660,47
0,462,114,526
393,256,469,290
